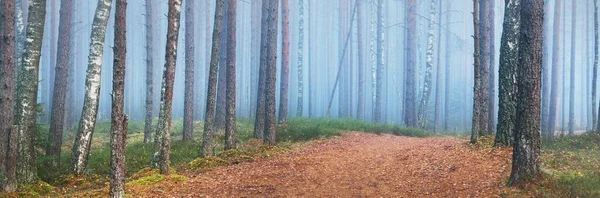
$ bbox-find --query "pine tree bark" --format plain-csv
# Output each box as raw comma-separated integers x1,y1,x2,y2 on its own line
0,0,17,191
71,0,113,174
109,0,127,196
297,0,305,117
487,0,496,134
356,0,364,120
495,0,520,146
374,0,384,123
547,0,562,137
509,0,542,185
47,0,73,169
478,0,490,136
434,0,442,132
254,0,272,139
471,0,482,143
278,0,290,124
263,0,279,144
202,0,225,157
15,0,46,184
443,0,451,131
404,0,417,127
152,0,182,175
418,0,436,129
595,0,599,132
225,0,237,150
144,0,155,143
250,0,262,120
183,0,195,141
215,0,229,133
541,0,551,135
569,0,577,136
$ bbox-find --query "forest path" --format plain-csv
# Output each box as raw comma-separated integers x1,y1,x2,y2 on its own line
129,132,512,197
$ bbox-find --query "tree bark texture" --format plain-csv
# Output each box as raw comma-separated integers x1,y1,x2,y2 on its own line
144,0,155,143
357,0,364,120
471,0,482,143
547,0,562,137
262,0,279,144
278,0,290,124
569,0,577,136
183,0,195,141
404,0,417,127
297,0,305,117
0,0,17,191
477,0,490,136
224,0,237,150
215,0,229,133
418,0,436,129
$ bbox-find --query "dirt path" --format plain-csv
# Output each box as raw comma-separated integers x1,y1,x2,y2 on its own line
129,132,512,197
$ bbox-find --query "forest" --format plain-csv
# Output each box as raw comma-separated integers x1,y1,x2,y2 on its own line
0,0,599,197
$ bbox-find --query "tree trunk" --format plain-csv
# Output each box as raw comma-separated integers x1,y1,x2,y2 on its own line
541,0,552,135
509,0,542,185
224,0,237,150
202,0,225,157
433,0,442,132
109,0,127,196
296,0,305,117
595,0,599,132
547,0,562,137
15,0,45,184
183,0,195,141
144,0,155,143
374,0,384,123
254,0,271,139
569,0,577,136
418,0,436,129
250,0,262,120
356,0,364,120
263,0,279,144
278,0,290,124
71,0,112,174
0,0,17,191
152,0,182,175
471,0,482,143
443,0,451,131
215,0,229,133
404,0,417,127
487,0,496,134
47,0,73,169
495,0,520,146
478,0,490,136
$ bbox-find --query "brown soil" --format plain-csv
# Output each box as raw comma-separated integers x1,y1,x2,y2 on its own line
128,132,513,197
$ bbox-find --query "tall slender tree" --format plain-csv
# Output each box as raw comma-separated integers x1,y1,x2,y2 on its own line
183,0,195,141
488,0,496,134
15,0,46,184
547,0,562,137
215,0,229,133
434,0,442,132
278,0,290,124
374,0,384,123
478,0,491,136
144,0,155,143
595,0,599,132
259,0,279,144
152,0,182,175
495,0,520,146
356,0,365,120
297,0,305,116
225,0,237,150
47,0,73,168
0,0,17,191
541,0,552,135
509,0,542,185
569,0,577,136
109,0,128,196
71,0,113,174
471,0,482,143
418,0,436,129
404,0,417,127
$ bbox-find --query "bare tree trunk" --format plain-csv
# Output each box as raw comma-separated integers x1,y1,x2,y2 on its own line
541,0,551,135
183,0,195,141
152,0,182,175
202,0,224,157
595,0,599,132
297,0,305,117
487,0,496,134
509,0,542,185
47,0,73,169
144,0,155,143
357,0,364,120
254,0,271,139
278,0,290,124
0,0,17,191
433,0,442,132
15,0,45,184
569,0,577,136
478,0,490,136
495,0,520,146
374,0,384,123
471,0,482,143
224,0,237,150
71,0,112,174
547,0,562,137
250,0,261,120
263,0,279,144
215,0,229,133
109,0,127,196
443,0,451,131
404,0,417,127
418,0,436,129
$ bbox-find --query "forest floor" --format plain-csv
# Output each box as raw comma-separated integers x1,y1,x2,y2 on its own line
124,132,516,197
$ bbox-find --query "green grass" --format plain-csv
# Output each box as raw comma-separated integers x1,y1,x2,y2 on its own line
540,133,600,197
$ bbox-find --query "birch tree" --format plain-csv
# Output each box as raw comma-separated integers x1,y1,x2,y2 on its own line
418,0,436,129
152,0,182,175
495,0,520,146
71,0,113,174
15,0,46,183
509,0,542,185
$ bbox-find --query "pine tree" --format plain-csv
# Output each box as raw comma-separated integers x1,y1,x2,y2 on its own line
224,0,237,150
183,0,195,141
144,0,155,143
278,0,290,124
0,0,17,191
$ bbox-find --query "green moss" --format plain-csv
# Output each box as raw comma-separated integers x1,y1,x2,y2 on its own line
217,149,255,164
188,157,227,169
17,181,56,197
